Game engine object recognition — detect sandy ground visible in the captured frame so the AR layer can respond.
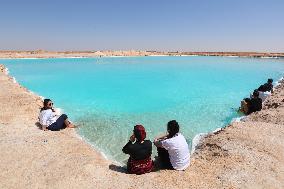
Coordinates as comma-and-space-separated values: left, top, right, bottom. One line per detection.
1, 64, 284, 189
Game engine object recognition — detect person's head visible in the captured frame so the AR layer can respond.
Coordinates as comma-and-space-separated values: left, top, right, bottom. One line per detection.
42, 99, 53, 110
268, 78, 273, 84
167, 120, 179, 138
253, 90, 259, 98
133, 125, 146, 142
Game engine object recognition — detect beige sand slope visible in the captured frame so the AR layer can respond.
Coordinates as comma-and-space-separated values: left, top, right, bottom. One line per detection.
0, 64, 284, 189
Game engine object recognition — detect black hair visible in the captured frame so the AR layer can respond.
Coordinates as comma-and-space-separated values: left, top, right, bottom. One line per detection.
253, 90, 259, 98
167, 120, 179, 138
40, 99, 52, 111
244, 98, 251, 103
268, 78, 273, 83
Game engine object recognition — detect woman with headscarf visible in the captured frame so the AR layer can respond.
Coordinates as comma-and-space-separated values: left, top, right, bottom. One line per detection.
122, 125, 153, 174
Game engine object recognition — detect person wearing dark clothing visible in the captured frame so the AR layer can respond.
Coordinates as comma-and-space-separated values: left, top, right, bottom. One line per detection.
247, 90, 262, 114
157, 147, 173, 169
240, 90, 262, 115
122, 125, 153, 174
123, 139, 152, 161
248, 97, 262, 114
258, 78, 273, 93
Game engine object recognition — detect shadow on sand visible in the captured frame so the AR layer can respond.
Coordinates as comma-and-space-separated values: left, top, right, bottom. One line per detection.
35, 121, 42, 130
108, 164, 127, 174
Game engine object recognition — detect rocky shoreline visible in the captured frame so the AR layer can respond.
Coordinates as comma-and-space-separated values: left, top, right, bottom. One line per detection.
0, 64, 284, 188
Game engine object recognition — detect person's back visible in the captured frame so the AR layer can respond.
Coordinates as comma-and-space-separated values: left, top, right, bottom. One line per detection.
160, 133, 190, 170
249, 97, 262, 114
258, 79, 273, 92
247, 90, 262, 114
122, 125, 153, 174
262, 83, 273, 92
123, 140, 152, 160
257, 84, 266, 92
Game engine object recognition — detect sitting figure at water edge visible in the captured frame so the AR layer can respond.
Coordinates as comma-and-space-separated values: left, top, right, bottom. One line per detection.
122, 125, 154, 175
154, 120, 190, 170
240, 90, 262, 115
257, 78, 273, 102
39, 99, 76, 131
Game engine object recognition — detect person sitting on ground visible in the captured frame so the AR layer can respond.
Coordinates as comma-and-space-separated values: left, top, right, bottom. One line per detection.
122, 125, 153, 175
240, 97, 250, 115
258, 78, 274, 93
257, 78, 274, 102
240, 90, 262, 115
248, 90, 262, 114
39, 99, 75, 131
154, 120, 190, 171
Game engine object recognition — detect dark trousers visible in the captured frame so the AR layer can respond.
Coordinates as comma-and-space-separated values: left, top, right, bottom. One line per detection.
48, 114, 68, 131
157, 147, 173, 169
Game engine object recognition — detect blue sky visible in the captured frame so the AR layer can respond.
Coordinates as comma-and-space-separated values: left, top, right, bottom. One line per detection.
0, 0, 284, 52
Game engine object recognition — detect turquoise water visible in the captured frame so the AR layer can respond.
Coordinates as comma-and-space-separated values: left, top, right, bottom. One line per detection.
1, 56, 284, 163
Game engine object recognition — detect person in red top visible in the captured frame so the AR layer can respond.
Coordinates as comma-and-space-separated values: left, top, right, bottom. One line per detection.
122, 125, 153, 174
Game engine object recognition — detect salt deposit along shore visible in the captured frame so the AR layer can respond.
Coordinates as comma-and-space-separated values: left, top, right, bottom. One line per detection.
1, 64, 284, 189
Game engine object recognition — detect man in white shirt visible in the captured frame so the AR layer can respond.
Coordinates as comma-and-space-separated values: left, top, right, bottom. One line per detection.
154, 120, 190, 170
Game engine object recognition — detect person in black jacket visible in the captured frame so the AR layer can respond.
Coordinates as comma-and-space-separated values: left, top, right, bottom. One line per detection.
122, 125, 153, 174
247, 90, 262, 114
258, 78, 274, 93
240, 90, 262, 115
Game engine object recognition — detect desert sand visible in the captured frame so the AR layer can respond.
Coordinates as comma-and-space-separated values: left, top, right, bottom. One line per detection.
1, 63, 284, 189
0, 50, 283, 59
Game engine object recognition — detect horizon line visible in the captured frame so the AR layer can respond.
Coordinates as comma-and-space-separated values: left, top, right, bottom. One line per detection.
1, 50, 284, 54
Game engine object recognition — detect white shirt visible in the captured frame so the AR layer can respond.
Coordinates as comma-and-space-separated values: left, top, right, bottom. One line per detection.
161, 133, 190, 170
39, 109, 57, 126
258, 91, 271, 102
